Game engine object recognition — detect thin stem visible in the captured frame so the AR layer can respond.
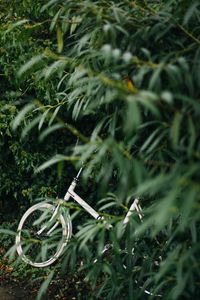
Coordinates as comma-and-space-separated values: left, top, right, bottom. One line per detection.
176, 23, 200, 46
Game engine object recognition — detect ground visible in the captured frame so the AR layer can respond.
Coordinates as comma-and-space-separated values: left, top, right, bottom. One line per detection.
0, 247, 91, 300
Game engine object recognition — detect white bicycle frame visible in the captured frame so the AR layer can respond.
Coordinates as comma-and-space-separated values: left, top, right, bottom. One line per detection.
17, 166, 160, 296
36, 166, 142, 237
63, 176, 156, 298
63, 167, 143, 224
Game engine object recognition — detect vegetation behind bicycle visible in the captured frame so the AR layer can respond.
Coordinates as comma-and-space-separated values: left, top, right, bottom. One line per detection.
1, 0, 200, 299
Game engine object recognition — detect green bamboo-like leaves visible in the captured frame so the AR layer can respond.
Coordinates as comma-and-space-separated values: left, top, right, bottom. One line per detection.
2, 0, 200, 299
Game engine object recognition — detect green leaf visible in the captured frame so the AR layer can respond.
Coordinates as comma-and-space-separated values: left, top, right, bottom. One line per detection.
21, 115, 41, 139
187, 116, 196, 157
18, 55, 45, 77
70, 16, 82, 35
134, 91, 159, 116
56, 26, 63, 53
149, 67, 162, 91
5, 19, 29, 34
124, 97, 141, 134
36, 271, 54, 300
39, 123, 63, 141
170, 112, 182, 148
183, 2, 199, 25
41, 243, 48, 262
0, 229, 16, 236
135, 173, 168, 196
146, 130, 167, 154
48, 106, 61, 126
35, 154, 77, 173
180, 189, 196, 228
40, 0, 58, 12
12, 103, 35, 130
153, 188, 179, 231
44, 60, 66, 80
140, 127, 161, 152
50, 8, 62, 32
38, 109, 50, 131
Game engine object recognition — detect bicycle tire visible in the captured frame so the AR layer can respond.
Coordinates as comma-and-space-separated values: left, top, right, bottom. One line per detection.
15, 202, 72, 268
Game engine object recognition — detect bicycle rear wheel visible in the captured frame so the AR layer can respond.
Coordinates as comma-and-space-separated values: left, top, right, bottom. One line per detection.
15, 202, 72, 267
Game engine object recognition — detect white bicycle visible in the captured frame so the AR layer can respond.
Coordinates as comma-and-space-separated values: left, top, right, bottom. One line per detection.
15, 166, 143, 268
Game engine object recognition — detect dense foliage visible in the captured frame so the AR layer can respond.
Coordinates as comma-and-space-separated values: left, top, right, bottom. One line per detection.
0, 0, 80, 220
1, 0, 200, 299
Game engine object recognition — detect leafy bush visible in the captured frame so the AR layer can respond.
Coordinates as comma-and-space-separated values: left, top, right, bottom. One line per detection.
0, 1, 79, 219
1, 0, 200, 299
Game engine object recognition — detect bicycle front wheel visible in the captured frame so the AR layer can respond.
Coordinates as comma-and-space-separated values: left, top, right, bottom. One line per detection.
15, 202, 72, 268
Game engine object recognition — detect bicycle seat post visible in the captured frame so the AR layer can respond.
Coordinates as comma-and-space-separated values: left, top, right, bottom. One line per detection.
64, 168, 82, 201
75, 166, 83, 180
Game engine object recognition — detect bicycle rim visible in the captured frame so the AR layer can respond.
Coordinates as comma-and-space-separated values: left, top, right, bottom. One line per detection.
16, 202, 72, 267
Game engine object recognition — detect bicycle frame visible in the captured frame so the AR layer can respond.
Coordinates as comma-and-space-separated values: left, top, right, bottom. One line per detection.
16, 167, 161, 296
36, 167, 142, 238
63, 167, 143, 223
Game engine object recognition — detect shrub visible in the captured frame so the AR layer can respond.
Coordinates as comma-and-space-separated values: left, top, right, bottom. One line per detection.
1, 0, 200, 299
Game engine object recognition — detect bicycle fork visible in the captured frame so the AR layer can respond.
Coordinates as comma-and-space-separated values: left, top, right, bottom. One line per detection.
123, 198, 143, 225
